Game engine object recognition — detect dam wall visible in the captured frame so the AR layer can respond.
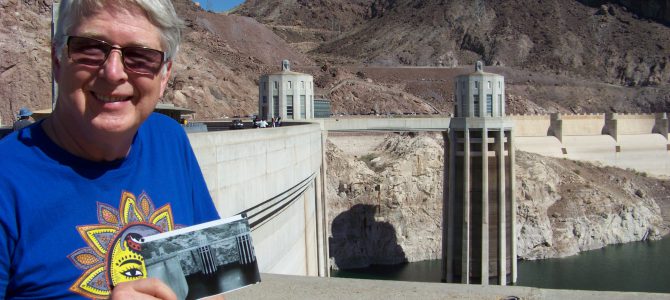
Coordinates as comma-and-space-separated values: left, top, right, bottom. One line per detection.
613, 113, 658, 135
510, 113, 670, 177
323, 117, 451, 131
510, 113, 670, 140
507, 115, 551, 137
188, 123, 328, 277
181, 112, 669, 279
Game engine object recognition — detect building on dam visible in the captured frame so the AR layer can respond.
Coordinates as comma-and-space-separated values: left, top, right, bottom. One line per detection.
443, 61, 516, 285
258, 60, 315, 121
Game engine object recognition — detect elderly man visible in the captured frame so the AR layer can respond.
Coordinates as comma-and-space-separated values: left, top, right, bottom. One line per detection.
0, 0, 219, 299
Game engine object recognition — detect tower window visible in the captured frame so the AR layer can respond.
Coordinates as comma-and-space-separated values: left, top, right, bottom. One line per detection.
486, 94, 493, 116
273, 96, 279, 117
473, 95, 480, 117
287, 95, 294, 118
300, 95, 306, 119
462, 94, 468, 117
499, 94, 503, 116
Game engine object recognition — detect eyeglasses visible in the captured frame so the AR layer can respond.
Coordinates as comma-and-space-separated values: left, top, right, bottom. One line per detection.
66, 36, 166, 75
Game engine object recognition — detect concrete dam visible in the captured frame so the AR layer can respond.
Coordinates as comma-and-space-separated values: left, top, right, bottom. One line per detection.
189, 112, 670, 281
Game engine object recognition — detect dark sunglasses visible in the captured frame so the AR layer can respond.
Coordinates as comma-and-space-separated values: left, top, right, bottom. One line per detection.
66, 35, 166, 75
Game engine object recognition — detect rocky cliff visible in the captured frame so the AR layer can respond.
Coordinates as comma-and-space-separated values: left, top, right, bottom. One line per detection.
238, 0, 670, 88
515, 151, 669, 259
326, 133, 670, 269
327, 133, 445, 269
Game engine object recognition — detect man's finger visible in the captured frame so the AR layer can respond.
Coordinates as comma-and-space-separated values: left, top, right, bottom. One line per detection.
111, 278, 177, 300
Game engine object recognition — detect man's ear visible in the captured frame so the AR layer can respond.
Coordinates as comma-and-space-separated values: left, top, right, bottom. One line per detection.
52, 44, 61, 83
159, 61, 172, 98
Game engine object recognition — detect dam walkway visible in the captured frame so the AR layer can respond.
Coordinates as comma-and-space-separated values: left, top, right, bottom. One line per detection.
227, 273, 670, 300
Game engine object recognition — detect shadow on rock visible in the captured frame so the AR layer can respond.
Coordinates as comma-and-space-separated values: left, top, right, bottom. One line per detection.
329, 204, 407, 270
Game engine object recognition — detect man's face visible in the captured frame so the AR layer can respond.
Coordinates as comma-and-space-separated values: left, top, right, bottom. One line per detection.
54, 6, 171, 136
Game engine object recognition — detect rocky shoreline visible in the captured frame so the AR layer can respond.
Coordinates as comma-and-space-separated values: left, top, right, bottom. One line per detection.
326, 132, 670, 269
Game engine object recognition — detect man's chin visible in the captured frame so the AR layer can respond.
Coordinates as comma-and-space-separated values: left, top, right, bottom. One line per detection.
90, 118, 138, 136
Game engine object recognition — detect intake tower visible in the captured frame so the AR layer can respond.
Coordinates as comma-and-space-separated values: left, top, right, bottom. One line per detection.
443, 61, 516, 285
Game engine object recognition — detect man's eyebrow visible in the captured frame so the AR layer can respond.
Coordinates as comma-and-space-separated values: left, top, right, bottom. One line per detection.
74, 33, 159, 49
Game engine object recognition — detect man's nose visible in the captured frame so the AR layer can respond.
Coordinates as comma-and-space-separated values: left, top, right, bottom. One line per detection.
101, 49, 128, 81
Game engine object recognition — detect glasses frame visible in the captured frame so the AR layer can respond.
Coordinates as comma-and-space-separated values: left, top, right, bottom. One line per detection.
66, 35, 167, 75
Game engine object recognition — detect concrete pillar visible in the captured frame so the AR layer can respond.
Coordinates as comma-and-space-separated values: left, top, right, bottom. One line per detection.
497, 129, 507, 285
481, 128, 489, 285
509, 131, 517, 283
606, 113, 620, 152
654, 113, 670, 150
443, 130, 455, 282
462, 128, 471, 283
317, 130, 330, 277
304, 191, 313, 275
550, 113, 563, 142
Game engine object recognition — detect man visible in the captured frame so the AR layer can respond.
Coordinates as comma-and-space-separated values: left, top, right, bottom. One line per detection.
12, 107, 33, 131
0, 0, 219, 299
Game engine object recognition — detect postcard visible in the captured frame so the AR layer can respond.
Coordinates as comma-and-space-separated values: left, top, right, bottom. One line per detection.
139, 214, 261, 299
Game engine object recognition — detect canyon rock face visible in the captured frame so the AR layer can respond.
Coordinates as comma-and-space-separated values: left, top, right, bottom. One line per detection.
326, 133, 670, 269
5, 0, 670, 124
515, 151, 669, 259
327, 133, 445, 269
240, 0, 670, 88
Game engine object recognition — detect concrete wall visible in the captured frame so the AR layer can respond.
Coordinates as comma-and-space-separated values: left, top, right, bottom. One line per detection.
510, 113, 670, 140
322, 114, 667, 138
508, 113, 670, 177
508, 115, 551, 137
559, 114, 606, 136
322, 117, 451, 131
614, 114, 657, 135
188, 124, 327, 276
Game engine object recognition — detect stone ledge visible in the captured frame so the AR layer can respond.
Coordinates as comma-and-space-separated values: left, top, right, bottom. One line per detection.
225, 273, 669, 300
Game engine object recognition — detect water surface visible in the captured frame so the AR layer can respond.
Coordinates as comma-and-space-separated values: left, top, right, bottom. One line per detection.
332, 238, 670, 293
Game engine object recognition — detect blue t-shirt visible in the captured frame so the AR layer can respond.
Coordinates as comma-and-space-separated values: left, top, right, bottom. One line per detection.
0, 113, 219, 299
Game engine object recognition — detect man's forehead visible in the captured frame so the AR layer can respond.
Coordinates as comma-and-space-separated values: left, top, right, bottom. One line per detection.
69, 7, 162, 49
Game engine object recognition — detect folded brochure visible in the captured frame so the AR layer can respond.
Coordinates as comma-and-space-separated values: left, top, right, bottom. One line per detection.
139, 214, 261, 299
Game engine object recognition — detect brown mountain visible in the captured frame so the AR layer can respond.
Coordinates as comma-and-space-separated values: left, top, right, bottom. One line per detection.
236, 0, 670, 114
2, 0, 670, 123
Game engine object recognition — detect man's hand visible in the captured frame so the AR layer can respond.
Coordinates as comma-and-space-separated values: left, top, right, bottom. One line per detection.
110, 278, 177, 300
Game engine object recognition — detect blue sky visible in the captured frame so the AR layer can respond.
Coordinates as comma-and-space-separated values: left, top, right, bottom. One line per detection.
196, 0, 245, 12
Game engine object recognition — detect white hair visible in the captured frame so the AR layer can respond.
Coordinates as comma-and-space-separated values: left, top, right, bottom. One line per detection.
53, 0, 184, 63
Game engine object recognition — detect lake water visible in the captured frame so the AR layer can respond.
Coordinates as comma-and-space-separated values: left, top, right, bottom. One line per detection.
332, 238, 670, 293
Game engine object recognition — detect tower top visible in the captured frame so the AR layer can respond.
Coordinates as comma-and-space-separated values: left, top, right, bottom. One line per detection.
454, 61, 506, 118
282, 59, 290, 71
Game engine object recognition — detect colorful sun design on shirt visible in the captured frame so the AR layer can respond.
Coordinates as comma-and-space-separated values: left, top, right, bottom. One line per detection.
67, 191, 180, 299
